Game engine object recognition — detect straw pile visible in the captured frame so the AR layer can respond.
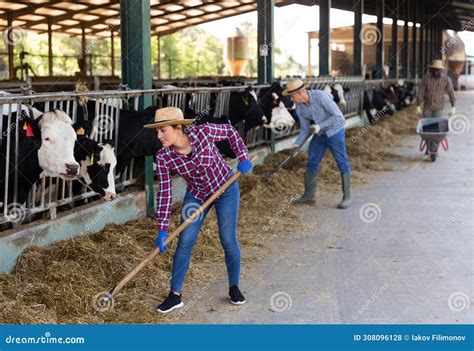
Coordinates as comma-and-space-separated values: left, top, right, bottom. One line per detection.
0, 106, 417, 324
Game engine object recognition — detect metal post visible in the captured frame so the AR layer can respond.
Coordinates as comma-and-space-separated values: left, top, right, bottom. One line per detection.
427, 22, 432, 64
48, 17, 53, 76
411, 0, 417, 78
157, 35, 161, 79
81, 24, 86, 59
120, 0, 154, 217
418, 10, 424, 76
353, 0, 363, 76
374, 0, 384, 79
111, 30, 115, 76
402, 1, 409, 78
257, 0, 266, 83
6, 12, 14, 79
265, 0, 274, 83
390, 0, 398, 79
423, 16, 429, 70
319, 0, 331, 76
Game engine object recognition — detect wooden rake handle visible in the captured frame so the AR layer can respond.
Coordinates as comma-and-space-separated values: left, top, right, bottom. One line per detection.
108, 155, 258, 298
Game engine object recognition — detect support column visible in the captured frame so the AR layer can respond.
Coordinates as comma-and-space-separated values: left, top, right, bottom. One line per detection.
402, 1, 409, 78
319, 0, 331, 76
266, 0, 274, 82
424, 18, 430, 69
81, 25, 86, 58
374, 0, 384, 79
111, 30, 115, 76
120, 0, 153, 217
427, 22, 432, 64
257, 0, 274, 84
48, 17, 53, 76
418, 9, 424, 76
390, 0, 398, 79
411, 0, 417, 78
6, 12, 14, 79
353, 0, 363, 76
157, 35, 161, 79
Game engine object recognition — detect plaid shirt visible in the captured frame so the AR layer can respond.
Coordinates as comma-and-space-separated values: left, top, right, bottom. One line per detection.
418, 73, 455, 111
295, 89, 345, 145
155, 123, 249, 231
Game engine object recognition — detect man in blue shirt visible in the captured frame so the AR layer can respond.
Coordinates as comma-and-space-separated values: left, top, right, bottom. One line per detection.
283, 79, 351, 208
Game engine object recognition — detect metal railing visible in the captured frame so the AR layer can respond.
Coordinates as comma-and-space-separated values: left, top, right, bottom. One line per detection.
0, 76, 414, 228
0, 85, 264, 227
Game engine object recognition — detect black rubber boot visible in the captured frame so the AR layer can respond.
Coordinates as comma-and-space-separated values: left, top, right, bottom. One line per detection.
293, 171, 317, 205
337, 173, 351, 209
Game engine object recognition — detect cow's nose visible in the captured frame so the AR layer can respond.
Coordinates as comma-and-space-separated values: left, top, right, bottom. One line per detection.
104, 192, 116, 201
66, 163, 79, 175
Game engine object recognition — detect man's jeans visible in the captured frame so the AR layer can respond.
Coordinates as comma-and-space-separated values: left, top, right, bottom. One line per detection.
306, 128, 351, 174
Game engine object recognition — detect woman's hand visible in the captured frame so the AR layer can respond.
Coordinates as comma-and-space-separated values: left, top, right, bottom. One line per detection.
155, 229, 170, 254
237, 159, 252, 175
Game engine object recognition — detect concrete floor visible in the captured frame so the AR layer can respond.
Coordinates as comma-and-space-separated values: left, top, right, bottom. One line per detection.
168, 92, 474, 324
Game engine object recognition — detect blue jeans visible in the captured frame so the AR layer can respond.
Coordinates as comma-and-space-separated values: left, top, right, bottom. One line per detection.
422, 108, 443, 118
170, 180, 241, 292
307, 128, 351, 174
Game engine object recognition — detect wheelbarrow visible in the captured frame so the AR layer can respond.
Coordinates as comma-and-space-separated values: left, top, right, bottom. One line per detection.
416, 117, 449, 162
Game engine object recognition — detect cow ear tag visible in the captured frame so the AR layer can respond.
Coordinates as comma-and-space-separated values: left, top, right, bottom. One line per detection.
23, 122, 35, 137
90, 153, 94, 166
77, 127, 85, 136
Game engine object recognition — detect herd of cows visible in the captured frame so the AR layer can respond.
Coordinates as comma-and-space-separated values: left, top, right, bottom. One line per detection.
0, 79, 416, 224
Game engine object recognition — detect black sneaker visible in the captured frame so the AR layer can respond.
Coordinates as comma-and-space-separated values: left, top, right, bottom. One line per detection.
156, 292, 184, 314
229, 285, 246, 305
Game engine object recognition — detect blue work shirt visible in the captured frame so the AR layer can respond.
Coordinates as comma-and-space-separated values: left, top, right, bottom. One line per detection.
294, 89, 345, 146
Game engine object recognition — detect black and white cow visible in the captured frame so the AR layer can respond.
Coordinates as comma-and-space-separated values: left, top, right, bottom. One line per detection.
258, 82, 297, 132
391, 80, 416, 109
362, 87, 395, 125
227, 86, 266, 133
322, 83, 348, 109
72, 121, 117, 201
0, 109, 79, 207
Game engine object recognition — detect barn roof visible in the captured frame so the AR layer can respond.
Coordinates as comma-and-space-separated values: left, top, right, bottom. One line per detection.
0, 0, 472, 38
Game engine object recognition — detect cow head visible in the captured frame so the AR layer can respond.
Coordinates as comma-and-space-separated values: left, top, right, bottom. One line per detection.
258, 82, 295, 124
323, 84, 348, 108
229, 87, 266, 130
262, 94, 296, 134
36, 110, 79, 179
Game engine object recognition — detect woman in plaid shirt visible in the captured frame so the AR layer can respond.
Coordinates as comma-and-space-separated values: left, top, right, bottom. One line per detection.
144, 107, 252, 313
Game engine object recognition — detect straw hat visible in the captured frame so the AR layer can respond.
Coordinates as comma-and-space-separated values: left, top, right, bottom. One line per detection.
282, 79, 307, 96
429, 59, 444, 70
144, 107, 194, 129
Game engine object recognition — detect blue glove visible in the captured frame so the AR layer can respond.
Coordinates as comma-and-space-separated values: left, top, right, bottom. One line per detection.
237, 159, 252, 175
155, 229, 170, 254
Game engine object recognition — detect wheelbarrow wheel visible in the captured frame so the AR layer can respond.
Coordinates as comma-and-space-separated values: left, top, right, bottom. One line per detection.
430, 154, 437, 162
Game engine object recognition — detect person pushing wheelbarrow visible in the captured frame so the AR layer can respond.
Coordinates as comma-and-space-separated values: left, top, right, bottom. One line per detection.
144, 107, 252, 314
417, 59, 456, 120
282, 79, 352, 209
416, 60, 455, 162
